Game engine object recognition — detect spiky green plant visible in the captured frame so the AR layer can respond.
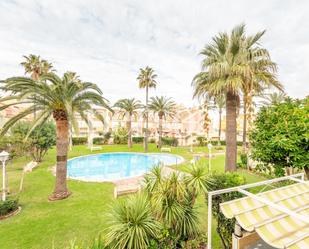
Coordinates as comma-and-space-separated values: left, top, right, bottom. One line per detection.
104, 194, 161, 249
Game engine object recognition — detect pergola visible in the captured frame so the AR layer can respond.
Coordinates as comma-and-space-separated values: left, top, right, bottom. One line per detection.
207, 173, 309, 249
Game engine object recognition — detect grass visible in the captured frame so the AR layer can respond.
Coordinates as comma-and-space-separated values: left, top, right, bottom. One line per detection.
0, 144, 266, 249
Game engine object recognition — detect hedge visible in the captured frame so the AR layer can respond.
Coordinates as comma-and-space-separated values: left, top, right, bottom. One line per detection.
162, 137, 178, 147
132, 137, 144, 143
196, 136, 243, 146
72, 137, 87, 145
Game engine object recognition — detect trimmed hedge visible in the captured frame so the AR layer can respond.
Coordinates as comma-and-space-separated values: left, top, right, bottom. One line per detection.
162, 137, 178, 147
196, 136, 243, 146
72, 137, 87, 145
93, 137, 104, 145
0, 198, 19, 216
132, 137, 144, 143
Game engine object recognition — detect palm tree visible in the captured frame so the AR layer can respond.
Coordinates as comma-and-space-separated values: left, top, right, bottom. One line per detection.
114, 98, 142, 148
0, 72, 111, 200
20, 54, 54, 80
213, 95, 225, 144
261, 92, 287, 106
148, 96, 176, 149
104, 194, 161, 249
192, 24, 281, 171
137, 67, 157, 152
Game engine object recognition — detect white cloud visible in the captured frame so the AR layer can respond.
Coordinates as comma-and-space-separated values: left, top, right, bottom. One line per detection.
0, 0, 308, 106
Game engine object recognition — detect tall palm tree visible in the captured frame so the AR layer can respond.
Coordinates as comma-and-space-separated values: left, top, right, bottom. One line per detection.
261, 91, 287, 106
114, 98, 143, 148
137, 67, 157, 152
148, 96, 176, 149
0, 72, 111, 200
20, 54, 54, 80
192, 24, 281, 171
214, 95, 225, 144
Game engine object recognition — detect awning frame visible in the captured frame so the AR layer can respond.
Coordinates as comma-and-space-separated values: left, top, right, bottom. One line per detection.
207, 172, 306, 249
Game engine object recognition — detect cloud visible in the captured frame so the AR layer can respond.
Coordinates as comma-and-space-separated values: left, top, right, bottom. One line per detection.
0, 0, 308, 105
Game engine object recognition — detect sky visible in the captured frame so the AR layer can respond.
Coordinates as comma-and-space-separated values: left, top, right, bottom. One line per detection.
0, 0, 308, 107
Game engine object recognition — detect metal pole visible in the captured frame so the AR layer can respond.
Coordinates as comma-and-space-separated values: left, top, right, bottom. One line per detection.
207, 193, 212, 249
2, 161, 6, 201
209, 147, 211, 172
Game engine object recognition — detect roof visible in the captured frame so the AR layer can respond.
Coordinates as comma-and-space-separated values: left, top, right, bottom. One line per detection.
220, 182, 309, 249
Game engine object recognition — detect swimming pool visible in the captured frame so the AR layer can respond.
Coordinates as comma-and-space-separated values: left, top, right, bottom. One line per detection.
67, 152, 184, 182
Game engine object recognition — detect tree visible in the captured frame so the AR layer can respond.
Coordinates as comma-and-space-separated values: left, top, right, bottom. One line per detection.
261, 91, 287, 106
192, 24, 281, 171
105, 194, 161, 249
250, 97, 309, 178
148, 96, 176, 148
214, 95, 225, 144
20, 54, 54, 80
11, 121, 56, 162
114, 98, 142, 148
137, 66, 157, 152
0, 72, 111, 200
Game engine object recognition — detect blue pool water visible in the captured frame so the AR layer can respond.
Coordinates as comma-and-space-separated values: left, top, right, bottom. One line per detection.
67, 153, 184, 181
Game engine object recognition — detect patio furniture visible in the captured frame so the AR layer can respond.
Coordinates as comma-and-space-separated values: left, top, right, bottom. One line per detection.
90, 146, 102, 152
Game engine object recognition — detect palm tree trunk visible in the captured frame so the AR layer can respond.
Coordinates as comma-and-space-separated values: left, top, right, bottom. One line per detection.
218, 108, 222, 145
225, 91, 237, 172
49, 110, 70, 201
145, 85, 149, 152
127, 114, 132, 148
305, 166, 309, 180
158, 115, 163, 148
242, 100, 247, 153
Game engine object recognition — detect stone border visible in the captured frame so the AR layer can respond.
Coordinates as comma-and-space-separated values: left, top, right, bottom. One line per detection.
0, 206, 21, 220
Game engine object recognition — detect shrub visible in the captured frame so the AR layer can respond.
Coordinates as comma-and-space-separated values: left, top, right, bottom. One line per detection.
207, 173, 245, 249
196, 136, 207, 146
9, 121, 56, 162
238, 153, 248, 168
250, 97, 309, 178
149, 138, 156, 144
161, 137, 178, 147
103, 132, 112, 143
113, 127, 128, 144
132, 136, 144, 143
72, 137, 87, 145
93, 137, 104, 145
0, 197, 19, 216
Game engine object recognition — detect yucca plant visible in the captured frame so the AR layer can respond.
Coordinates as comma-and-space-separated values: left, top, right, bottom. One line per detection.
104, 194, 161, 249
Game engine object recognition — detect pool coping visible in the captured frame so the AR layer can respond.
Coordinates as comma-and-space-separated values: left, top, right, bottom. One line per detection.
66, 152, 185, 183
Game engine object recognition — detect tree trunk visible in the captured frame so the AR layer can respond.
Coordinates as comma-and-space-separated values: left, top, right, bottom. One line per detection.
305, 166, 309, 180
225, 91, 238, 172
158, 115, 163, 148
242, 100, 247, 153
218, 108, 222, 145
49, 110, 71, 201
127, 114, 132, 148
144, 85, 149, 152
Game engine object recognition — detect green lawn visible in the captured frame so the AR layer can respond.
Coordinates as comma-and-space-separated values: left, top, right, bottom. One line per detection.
0, 144, 265, 249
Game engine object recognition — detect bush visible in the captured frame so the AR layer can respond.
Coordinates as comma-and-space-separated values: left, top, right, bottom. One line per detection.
149, 138, 156, 144
9, 121, 56, 162
238, 153, 248, 168
103, 132, 112, 143
250, 97, 309, 177
0, 197, 19, 216
207, 173, 245, 249
93, 137, 104, 145
72, 137, 87, 145
113, 127, 128, 144
132, 136, 144, 143
161, 137, 178, 147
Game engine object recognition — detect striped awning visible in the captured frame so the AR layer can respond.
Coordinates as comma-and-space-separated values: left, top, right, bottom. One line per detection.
220, 182, 309, 249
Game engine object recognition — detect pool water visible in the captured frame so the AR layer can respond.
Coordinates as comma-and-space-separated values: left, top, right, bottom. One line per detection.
67, 153, 184, 181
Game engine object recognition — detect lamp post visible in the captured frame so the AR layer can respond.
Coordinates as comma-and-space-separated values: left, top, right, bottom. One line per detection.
0, 151, 9, 201
207, 143, 212, 172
